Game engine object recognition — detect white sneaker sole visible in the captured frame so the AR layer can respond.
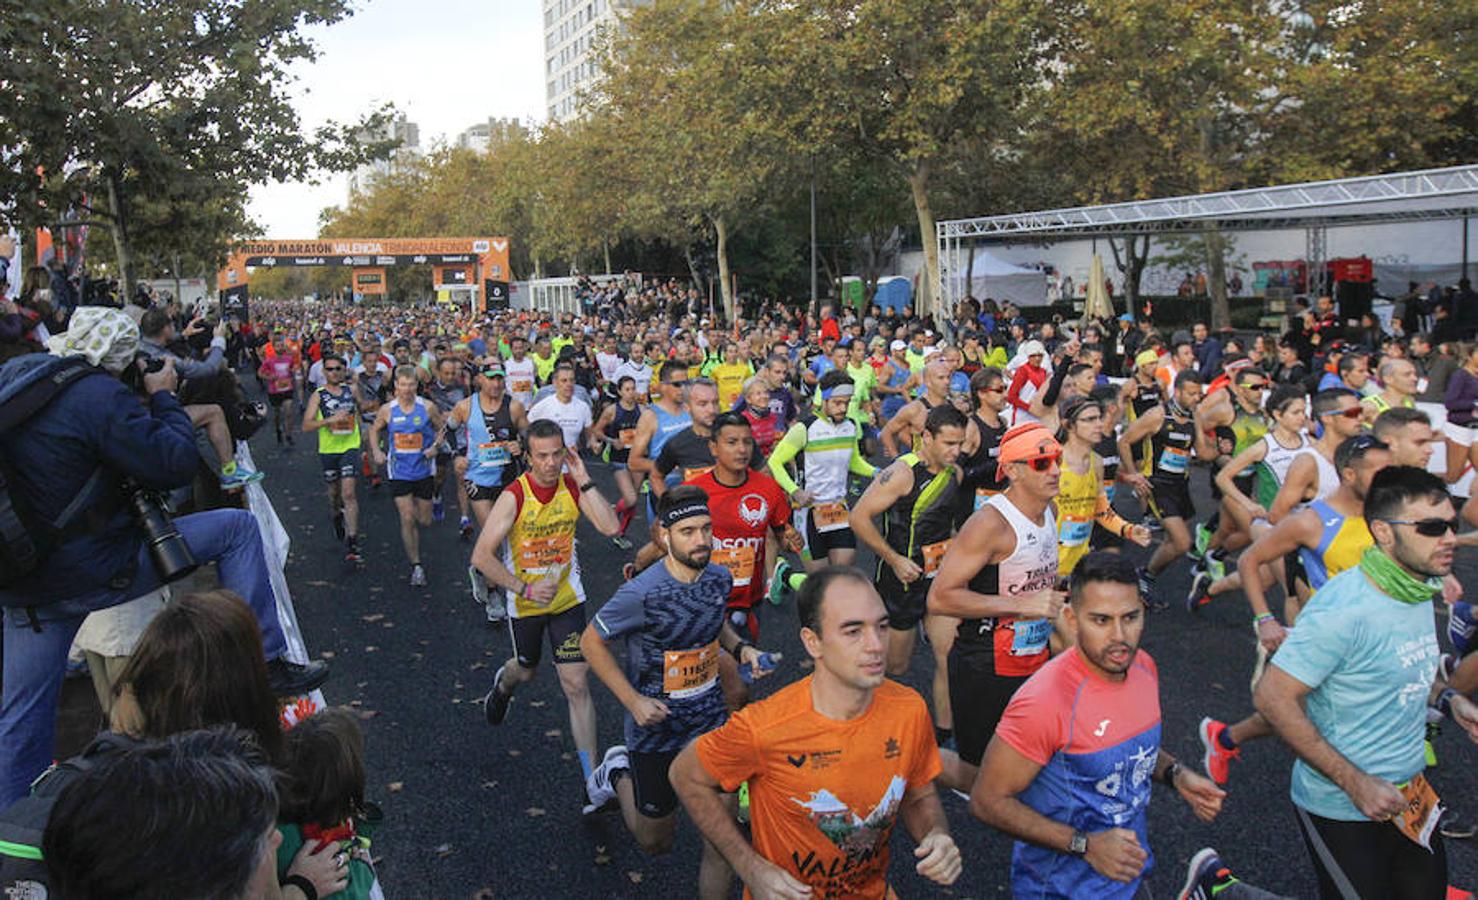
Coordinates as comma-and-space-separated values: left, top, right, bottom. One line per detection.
1178, 847, 1220, 900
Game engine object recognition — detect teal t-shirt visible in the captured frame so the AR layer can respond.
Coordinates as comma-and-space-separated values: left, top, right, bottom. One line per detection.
1271, 566, 1439, 821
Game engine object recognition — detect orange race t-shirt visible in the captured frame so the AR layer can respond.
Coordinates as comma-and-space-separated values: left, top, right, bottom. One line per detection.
695, 677, 940, 899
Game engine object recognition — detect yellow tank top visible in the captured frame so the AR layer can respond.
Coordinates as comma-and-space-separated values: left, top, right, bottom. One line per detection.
1056, 453, 1101, 575
502, 473, 583, 618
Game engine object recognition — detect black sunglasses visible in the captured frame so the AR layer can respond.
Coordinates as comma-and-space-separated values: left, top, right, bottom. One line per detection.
323, 366, 344, 372
1383, 517, 1460, 537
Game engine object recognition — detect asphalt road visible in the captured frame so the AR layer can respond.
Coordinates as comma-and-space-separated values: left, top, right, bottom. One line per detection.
252, 422, 1477, 899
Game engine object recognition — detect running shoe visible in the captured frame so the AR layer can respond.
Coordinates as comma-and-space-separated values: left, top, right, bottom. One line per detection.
1441, 652, 1458, 682
482, 665, 512, 725
468, 564, 489, 608
459, 516, 474, 541
768, 558, 794, 606
1439, 809, 1476, 840
1449, 600, 1474, 657
1137, 567, 1160, 608
344, 538, 362, 565
1198, 717, 1240, 785
432, 497, 445, 523
409, 564, 427, 587
219, 467, 265, 489
1191, 523, 1212, 561
1178, 847, 1240, 900
611, 534, 633, 550
584, 744, 629, 813
265, 658, 331, 696
1185, 569, 1213, 613
332, 510, 346, 542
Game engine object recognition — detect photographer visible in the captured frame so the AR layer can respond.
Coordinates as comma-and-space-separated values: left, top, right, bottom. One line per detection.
0, 307, 327, 807
137, 307, 262, 488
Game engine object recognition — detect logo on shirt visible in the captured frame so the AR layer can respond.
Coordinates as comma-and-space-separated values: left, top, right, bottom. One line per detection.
884, 738, 901, 759
787, 753, 807, 768
791, 776, 906, 858
1093, 719, 1110, 737
737, 493, 770, 528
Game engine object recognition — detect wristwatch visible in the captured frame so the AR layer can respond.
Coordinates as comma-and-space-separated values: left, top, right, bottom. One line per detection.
579, 480, 597, 493
1068, 829, 1088, 856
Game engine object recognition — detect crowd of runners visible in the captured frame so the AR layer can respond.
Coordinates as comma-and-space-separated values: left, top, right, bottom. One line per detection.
4, 272, 1478, 898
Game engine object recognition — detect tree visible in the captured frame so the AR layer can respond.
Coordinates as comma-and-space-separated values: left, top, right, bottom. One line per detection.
0, 0, 393, 301
746, 0, 1057, 321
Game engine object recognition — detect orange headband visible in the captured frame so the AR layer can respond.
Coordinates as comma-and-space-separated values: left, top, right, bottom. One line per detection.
997, 423, 1062, 479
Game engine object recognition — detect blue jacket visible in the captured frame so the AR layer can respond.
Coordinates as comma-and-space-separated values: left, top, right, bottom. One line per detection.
0, 354, 200, 608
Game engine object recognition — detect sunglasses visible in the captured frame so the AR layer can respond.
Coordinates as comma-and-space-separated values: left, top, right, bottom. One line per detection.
323, 366, 344, 372
983, 385, 1007, 394
1322, 406, 1363, 420
667, 379, 690, 388
1020, 452, 1062, 472
1383, 517, 1459, 537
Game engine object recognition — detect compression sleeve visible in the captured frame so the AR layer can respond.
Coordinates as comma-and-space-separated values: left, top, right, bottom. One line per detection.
848, 439, 876, 479
767, 423, 807, 495
1040, 359, 1071, 408
1093, 491, 1133, 537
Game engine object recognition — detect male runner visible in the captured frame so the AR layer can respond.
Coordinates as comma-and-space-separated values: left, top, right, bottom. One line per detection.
1256, 466, 1478, 899
928, 422, 1064, 796
670, 567, 963, 899
474, 419, 621, 810
579, 485, 778, 899
1116, 371, 1208, 604
851, 404, 966, 732
504, 335, 538, 409
626, 363, 692, 517
1361, 357, 1420, 422
528, 363, 594, 451
448, 360, 529, 622
354, 339, 390, 487
258, 330, 301, 447
300, 353, 364, 563
972, 552, 1231, 899
767, 370, 875, 578
1372, 406, 1438, 471
1191, 365, 1272, 579
1196, 435, 1391, 783
369, 366, 444, 586
427, 356, 472, 534
879, 357, 953, 458
956, 366, 1010, 518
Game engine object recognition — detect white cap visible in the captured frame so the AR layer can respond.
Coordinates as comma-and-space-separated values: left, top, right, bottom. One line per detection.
890, 339, 907, 351
1020, 339, 1047, 358
921, 345, 941, 358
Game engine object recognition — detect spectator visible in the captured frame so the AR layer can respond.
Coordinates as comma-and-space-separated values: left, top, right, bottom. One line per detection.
0, 309, 327, 807
1191, 321, 1223, 377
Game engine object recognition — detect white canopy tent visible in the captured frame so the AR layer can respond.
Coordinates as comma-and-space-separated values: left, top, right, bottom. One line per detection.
935, 165, 1478, 311
952, 249, 1048, 306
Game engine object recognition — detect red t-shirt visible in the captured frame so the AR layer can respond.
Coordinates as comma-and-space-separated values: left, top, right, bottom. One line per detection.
687, 468, 790, 609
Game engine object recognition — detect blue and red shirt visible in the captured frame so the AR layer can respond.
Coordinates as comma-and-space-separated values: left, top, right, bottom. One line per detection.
995, 647, 1162, 899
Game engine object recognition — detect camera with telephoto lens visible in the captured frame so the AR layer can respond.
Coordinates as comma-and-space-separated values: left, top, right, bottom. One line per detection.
119, 477, 198, 584
119, 352, 166, 395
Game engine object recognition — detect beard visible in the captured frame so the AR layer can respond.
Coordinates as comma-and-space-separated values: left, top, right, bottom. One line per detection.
673, 545, 712, 570
1393, 535, 1451, 579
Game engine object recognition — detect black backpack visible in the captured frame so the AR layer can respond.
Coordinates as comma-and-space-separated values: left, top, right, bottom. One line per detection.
0, 355, 101, 589
0, 733, 139, 896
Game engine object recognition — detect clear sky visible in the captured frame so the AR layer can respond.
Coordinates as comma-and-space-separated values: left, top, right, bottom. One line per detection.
245, 0, 546, 238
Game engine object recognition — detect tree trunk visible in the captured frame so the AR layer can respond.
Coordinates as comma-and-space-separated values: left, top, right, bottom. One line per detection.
906, 161, 939, 322
1110, 235, 1152, 320
1204, 227, 1230, 329
104, 173, 135, 305
602, 239, 612, 275
683, 244, 703, 289
712, 214, 734, 323
964, 240, 977, 301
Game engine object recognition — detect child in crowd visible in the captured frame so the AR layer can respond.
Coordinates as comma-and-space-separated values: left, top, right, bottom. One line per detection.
275, 708, 382, 900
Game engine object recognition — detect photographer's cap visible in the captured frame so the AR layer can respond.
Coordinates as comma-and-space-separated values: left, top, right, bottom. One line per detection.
47, 306, 140, 374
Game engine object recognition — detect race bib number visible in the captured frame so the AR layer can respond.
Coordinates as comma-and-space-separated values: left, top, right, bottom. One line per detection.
329, 421, 355, 435
922, 539, 951, 579
1010, 617, 1052, 656
476, 442, 511, 468
813, 500, 849, 533
517, 533, 573, 576
1395, 773, 1443, 849
683, 465, 714, 482
711, 544, 756, 587
1417, 378, 1429, 394
1158, 445, 1189, 474
393, 432, 424, 453
272, 376, 292, 393
1060, 515, 1092, 547
618, 427, 637, 449
511, 378, 534, 395
663, 641, 720, 699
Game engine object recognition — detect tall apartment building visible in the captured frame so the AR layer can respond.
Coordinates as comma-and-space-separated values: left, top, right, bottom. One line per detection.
347, 112, 422, 202
543, 0, 651, 123
456, 117, 528, 154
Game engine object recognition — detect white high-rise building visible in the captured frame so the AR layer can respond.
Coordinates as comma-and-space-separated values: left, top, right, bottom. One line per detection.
456, 117, 528, 154
543, 0, 651, 124
347, 113, 421, 202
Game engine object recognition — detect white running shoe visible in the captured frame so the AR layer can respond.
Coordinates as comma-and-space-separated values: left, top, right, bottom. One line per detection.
584, 744, 629, 813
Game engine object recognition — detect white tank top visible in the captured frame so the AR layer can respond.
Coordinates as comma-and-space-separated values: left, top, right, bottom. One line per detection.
976, 493, 1058, 600
504, 357, 537, 408
1261, 432, 1310, 487
1299, 444, 1340, 503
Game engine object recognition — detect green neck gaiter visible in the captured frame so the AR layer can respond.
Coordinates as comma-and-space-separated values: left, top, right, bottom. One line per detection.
1358, 546, 1440, 605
